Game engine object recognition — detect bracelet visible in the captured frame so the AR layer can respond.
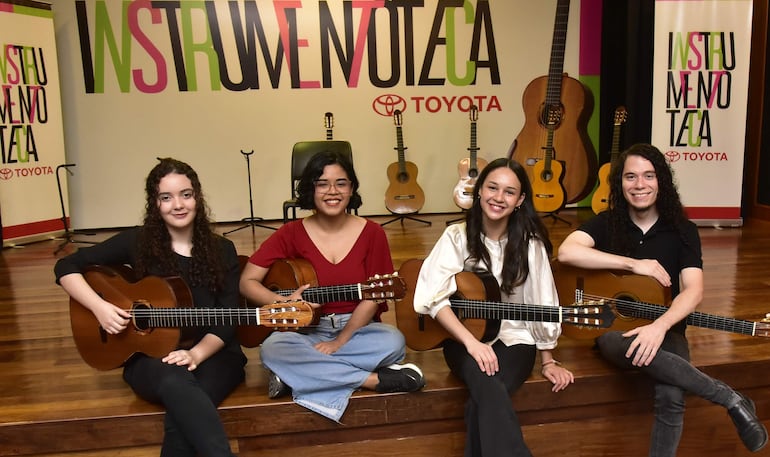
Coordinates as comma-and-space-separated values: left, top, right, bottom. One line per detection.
541, 359, 561, 368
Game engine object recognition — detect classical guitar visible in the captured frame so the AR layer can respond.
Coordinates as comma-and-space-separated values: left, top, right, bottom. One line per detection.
453, 105, 488, 210
70, 265, 314, 370
509, 0, 597, 204
238, 258, 407, 347
530, 109, 566, 213
396, 259, 614, 351
551, 261, 770, 340
385, 110, 426, 214
591, 106, 628, 214
324, 112, 334, 140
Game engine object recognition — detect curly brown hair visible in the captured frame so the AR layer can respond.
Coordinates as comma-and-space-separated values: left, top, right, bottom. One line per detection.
607, 144, 689, 254
134, 158, 225, 291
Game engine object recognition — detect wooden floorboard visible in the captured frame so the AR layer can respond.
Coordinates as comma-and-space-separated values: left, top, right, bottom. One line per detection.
1, 210, 770, 456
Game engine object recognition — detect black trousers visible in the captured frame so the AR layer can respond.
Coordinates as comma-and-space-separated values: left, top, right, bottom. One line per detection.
443, 339, 537, 457
123, 350, 246, 457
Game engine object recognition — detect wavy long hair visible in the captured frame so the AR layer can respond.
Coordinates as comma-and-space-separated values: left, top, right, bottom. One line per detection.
296, 150, 362, 210
465, 158, 553, 294
607, 143, 688, 254
135, 158, 225, 290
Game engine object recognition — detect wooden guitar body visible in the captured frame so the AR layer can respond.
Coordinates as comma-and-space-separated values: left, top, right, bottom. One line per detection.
395, 258, 499, 351
531, 154, 566, 213
590, 162, 611, 213
385, 160, 426, 214
512, 74, 597, 204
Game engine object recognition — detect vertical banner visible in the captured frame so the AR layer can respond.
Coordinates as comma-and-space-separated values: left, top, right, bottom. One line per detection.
651, 0, 752, 226
0, 1, 68, 246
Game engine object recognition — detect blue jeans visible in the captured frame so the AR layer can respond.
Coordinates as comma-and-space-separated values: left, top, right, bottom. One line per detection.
596, 331, 739, 457
260, 313, 407, 422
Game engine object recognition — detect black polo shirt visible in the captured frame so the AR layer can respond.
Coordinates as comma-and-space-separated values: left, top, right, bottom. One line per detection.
578, 211, 703, 334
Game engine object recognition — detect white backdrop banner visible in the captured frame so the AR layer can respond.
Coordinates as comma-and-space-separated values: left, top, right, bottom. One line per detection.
0, 1, 69, 246
651, 0, 752, 226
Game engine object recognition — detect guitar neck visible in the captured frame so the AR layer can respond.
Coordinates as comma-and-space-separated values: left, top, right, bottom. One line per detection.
610, 126, 621, 163
469, 121, 479, 168
395, 126, 407, 173
614, 300, 758, 336
449, 298, 563, 323
545, 0, 571, 106
276, 284, 361, 303
133, 307, 264, 327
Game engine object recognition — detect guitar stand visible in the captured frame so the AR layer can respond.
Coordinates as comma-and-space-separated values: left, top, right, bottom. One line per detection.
540, 210, 572, 226
54, 164, 97, 255
381, 213, 432, 227
224, 150, 277, 237
446, 210, 467, 226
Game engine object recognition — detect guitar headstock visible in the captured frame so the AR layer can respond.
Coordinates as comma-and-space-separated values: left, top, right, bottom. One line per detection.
614, 106, 628, 126
469, 104, 478, 122
260, 300, 315, 329
324, 112, 334, 129
362, 273, 406, 300
562, 299, 616, 328
754, 313, 770, 338
393, 109, 403, 127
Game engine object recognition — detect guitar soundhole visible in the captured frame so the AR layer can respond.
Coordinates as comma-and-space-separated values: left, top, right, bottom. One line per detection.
613, 294, 638, 320
541, 170, 553, 182
397, 172, 410, 183
132, 301, 152, 332
469, 169, 478, 178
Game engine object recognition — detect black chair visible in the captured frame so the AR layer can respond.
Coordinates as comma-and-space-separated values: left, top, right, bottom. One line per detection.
282, 140, 356, 223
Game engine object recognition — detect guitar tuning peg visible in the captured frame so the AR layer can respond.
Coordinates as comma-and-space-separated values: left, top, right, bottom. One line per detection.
373, 274, 381, 279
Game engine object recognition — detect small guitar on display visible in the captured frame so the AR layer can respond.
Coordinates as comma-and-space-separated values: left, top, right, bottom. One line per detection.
396, 259, 614, 351
70, 265, 314, 370
591, 106, 628, 214
551, 261, 770, 340
324, 112, 334, 140
385, 110, 426, 215
453, 105, 488, 210
238, 258, 407, 347
530, 108, 566, 213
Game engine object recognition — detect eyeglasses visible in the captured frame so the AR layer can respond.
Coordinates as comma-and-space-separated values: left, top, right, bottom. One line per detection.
314, 178, 352, 193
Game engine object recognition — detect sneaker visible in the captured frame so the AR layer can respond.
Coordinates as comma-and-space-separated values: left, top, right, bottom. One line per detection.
375, 363, 426, 393
267, 370, 291, 399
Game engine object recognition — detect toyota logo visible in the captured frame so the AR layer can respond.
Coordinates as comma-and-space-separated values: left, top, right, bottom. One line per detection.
665, 150, 681, 163
372, 94, 407, 117
0, 168, 12, 180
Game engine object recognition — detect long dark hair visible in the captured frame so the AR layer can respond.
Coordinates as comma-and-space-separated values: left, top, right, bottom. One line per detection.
135, 158, 225, 290
296, 150, 362, 210
465, 158, 552, 294
607, 143, 688, 254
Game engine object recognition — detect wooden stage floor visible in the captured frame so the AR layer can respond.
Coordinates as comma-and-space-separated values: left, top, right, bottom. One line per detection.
1, 209, 770, 456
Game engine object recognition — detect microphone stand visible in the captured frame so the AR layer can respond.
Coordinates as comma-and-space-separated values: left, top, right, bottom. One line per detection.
54, 164, 96, 255
224, 150, 276, 237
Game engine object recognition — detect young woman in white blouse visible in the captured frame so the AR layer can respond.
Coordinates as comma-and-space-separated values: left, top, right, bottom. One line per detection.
413, 158, 574, 457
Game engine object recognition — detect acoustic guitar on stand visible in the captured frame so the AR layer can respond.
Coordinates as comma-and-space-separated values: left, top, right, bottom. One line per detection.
530, 109, 566, 213
237, 258, 406, 347
508, 0, 597, 204
324, 112, 334, 140
70, 265, 314, 370
591, 106, 627, 214
385, 110, 426, 214
453, 105, 488, 210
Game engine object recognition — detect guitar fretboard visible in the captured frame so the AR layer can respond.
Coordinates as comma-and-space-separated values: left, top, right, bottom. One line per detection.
276, 285, 362, 304
131, 306, 305, 327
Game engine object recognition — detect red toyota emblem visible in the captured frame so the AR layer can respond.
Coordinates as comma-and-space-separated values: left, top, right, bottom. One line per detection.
665, 150, 680, 163
372, 94, 407, 117
0, 168, 13, 180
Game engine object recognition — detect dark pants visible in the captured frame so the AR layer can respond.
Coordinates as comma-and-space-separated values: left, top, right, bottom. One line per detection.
597, 330, 738, 457
443, 339, 537, 457
123, 350, 246, 457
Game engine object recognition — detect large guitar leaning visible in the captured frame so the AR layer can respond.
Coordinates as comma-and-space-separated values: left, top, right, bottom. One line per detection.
591, 106, 628, 214
70, 265, 314, 370
385, 110, 426, 214
238, 258, 407, 347
396, 259, 614, 351
453, 105, 488, 210
509, 0, 597, 204
552, 261, 770, 340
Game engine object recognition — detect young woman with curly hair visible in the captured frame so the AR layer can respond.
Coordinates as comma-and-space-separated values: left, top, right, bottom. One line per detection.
55, 158, 246, 457
558, 143, 767, 455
